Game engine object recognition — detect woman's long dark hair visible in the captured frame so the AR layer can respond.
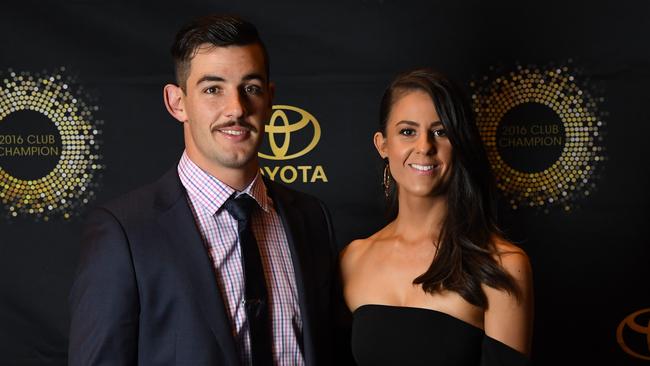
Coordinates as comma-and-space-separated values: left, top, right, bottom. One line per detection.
379, 68, 520, 308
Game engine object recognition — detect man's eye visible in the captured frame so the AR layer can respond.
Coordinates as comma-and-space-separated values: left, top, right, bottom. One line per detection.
244, 85, 262, 95
433, 129, 447, 137
204, 86, 220, 94
399, 129, 416, 136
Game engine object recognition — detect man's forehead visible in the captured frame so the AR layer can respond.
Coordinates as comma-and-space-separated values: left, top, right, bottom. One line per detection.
187, 44, 267, 82
191, 42, 263, 59
192, 43, 221, 56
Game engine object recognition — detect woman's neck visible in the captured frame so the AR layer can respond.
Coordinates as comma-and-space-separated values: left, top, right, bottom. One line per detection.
392, 193, 447, 243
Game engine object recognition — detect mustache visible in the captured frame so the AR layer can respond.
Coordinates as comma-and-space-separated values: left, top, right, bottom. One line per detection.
211, 120, 259, 133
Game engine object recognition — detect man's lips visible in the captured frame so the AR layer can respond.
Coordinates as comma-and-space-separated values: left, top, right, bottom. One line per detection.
214, 125, 252, 141
212, 121, 258, 141
218, 128, 248, 136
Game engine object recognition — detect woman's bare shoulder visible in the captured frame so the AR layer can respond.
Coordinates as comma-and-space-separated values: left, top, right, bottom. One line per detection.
492, 237, 532, 282
340, 225, 391, 272
483, 237, 534, 355
340, 232, 377, 262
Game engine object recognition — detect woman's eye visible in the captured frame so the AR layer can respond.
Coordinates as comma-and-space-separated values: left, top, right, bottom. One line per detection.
399, 129, 416, 136
433, 129, 447, 137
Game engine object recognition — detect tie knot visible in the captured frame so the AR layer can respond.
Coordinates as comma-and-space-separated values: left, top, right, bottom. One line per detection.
223, 194, 257, 224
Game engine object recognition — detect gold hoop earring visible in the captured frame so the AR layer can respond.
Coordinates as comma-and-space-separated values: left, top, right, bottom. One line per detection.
383, 162, 392, 200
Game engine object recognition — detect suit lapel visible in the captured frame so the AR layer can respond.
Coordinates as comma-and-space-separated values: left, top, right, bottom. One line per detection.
154, 168, 241, 366
265, 179, 318, 365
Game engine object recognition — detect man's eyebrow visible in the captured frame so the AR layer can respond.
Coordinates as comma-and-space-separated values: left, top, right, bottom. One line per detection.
195, 73, 267, 86
195, 75, 225, 85
242, 73, 267, 83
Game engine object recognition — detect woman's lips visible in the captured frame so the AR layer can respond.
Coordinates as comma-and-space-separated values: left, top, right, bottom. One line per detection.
408, 163, 440, 175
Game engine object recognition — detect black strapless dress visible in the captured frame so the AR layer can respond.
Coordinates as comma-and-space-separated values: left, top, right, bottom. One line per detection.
351, 304, 531, 366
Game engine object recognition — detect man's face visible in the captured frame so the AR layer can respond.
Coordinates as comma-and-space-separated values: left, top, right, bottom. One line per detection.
179, 43, 272, 177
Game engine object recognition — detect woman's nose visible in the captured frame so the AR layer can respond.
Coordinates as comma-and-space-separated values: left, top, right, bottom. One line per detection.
415, 131, 437, 155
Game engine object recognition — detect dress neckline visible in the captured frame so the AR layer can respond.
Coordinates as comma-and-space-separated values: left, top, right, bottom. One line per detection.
353, 303, 484, 333
352, 303, 530, 361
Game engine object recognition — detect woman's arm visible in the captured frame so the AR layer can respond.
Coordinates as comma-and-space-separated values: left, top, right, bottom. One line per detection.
483, 246, 534, 355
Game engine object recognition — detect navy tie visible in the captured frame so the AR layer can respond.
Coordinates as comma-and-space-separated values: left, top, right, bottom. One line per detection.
223, 194, 273, 365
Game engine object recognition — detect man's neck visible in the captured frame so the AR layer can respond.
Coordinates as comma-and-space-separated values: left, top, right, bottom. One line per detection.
184, 152, 259, 191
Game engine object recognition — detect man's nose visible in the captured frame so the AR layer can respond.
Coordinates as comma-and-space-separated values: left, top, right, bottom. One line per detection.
224, 91, 246, 119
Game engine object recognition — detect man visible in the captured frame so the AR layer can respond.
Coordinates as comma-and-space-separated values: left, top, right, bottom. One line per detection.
69, 15, 342, 365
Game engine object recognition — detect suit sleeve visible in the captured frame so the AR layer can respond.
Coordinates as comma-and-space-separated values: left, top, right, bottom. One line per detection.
318, 200, 355, 365
68, 207, 139, 366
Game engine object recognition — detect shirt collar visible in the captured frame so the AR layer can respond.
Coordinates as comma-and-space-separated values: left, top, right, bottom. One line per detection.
177, 151, 270, 215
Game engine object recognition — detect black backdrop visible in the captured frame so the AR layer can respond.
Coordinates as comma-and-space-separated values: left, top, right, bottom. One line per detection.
2, 1, 650, 365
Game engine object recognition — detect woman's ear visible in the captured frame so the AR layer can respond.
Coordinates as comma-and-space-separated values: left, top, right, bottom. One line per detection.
373, 131, 388, 159
163, 84, 188, 123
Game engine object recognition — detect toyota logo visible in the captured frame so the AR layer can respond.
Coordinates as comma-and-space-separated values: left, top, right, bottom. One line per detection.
258, 105, 321, 160
617, 308, 650, 360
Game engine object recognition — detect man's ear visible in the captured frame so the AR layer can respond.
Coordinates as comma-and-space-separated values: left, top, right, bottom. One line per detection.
163, 84, 187, 123
373, 131, 388, 159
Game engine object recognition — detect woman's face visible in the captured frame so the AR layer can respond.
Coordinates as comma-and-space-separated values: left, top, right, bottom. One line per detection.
374, 90, 453, 199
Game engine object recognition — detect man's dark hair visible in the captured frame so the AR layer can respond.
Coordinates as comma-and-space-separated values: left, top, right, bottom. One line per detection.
378, 68, 521, 309
170, 15, 270, 90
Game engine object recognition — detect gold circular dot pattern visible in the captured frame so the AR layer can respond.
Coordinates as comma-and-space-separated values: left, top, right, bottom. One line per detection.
471, 64, 606, 212
0, 68, 103, 221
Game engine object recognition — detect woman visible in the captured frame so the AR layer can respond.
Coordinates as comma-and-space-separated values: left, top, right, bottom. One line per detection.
340, 69, 533, 365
